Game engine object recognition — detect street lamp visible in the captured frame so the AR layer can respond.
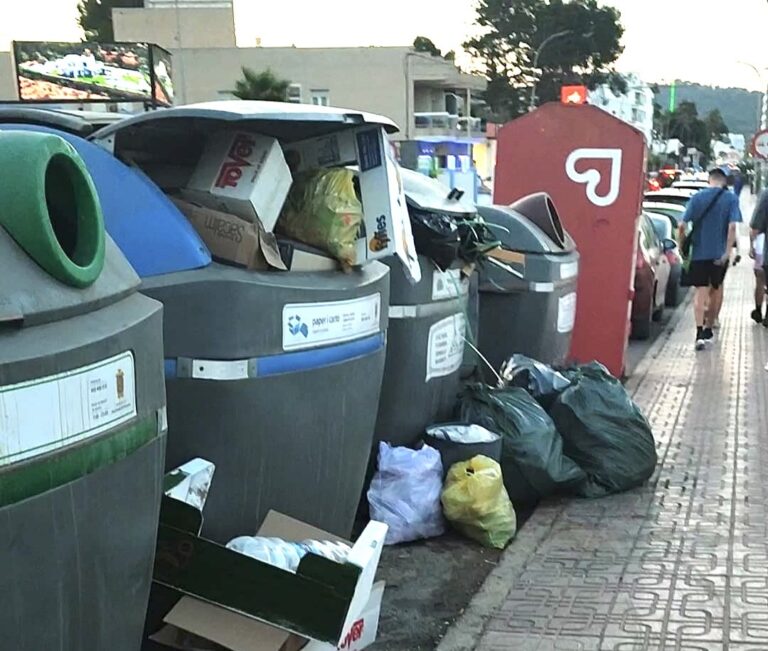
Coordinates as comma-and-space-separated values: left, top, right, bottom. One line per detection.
737, 61, 768, 192
528, 30, 591, 112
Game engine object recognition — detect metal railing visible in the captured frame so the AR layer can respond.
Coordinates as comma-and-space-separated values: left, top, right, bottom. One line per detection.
413, 112, 484, 136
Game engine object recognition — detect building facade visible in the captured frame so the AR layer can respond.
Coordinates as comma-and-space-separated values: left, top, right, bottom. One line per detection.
588, 73, 654, 143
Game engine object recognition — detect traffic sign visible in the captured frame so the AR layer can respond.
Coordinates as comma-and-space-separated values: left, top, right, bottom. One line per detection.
561, 85, 588, 105
752, 130, 768, 160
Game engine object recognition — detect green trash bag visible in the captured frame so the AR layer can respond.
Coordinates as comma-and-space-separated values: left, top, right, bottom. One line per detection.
549, 362, 657, 498
459, 384, 587, 504
441, 455, 516, 549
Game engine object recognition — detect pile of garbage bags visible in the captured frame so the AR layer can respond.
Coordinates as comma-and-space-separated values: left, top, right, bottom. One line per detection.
366, 355, 657, 551
463, 355, 657, 502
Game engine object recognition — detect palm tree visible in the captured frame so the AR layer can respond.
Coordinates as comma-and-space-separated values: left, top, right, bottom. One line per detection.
231, 67, 290, 101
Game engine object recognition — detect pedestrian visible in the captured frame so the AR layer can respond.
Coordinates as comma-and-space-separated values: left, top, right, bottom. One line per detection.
751, 232, 766, 324
750, 190, 768, 326
678, 168, 742, 351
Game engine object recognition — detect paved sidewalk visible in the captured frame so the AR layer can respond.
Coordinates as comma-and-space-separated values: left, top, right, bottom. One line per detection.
439, 262, 768, 650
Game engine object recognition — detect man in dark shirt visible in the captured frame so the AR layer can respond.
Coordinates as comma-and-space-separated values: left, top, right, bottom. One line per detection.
750, 189, 768, 326
679, 168, 742, 350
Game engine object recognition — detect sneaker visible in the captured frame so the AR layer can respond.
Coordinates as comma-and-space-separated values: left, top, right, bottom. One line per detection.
702, 327, 714, 342
695, 339, 707, 351
752, 308, 764, 324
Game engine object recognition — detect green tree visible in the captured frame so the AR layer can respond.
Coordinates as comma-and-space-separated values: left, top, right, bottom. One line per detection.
666, 101, 712, 162
413, 36, 442, 57
705, 109, 729, 142
464, 0, 625, 119
231, 67, 290, 101
77, 0, 143, 42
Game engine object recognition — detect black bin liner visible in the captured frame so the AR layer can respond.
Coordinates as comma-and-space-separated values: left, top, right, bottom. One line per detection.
549, 362, 657, 497
459, 384, 587, 504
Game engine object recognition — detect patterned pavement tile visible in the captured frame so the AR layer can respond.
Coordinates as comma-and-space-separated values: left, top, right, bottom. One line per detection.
462, 251, 768, 650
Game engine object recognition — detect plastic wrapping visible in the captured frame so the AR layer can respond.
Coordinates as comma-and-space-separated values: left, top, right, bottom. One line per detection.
550, 362, 657, 497
226, 536, 351, 573
441, 455, 516, 549
460, 384, 587, 503
367, 443, 445, 545
278, 168, 363, 266
501, 354, 571, 407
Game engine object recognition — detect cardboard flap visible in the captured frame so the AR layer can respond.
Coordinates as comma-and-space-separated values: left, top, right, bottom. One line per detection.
166, 597, 290, 651
257, 511, 346, 544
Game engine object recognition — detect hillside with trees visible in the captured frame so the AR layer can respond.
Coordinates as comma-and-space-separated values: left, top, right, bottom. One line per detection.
655, 83, 761, 139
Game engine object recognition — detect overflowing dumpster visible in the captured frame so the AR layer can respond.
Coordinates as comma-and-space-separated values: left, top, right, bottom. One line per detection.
0, 131, 166, 651
87, 102, 420, 541
477, 194, 579, 373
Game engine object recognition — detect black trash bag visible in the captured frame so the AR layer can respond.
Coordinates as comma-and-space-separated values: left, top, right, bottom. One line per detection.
408, 206, 461, 270
459, 384, 587, 504
549, 362, 657, 498
501, 354, 571, 408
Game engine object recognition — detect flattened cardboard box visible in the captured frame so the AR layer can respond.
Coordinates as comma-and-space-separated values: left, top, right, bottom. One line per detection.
283, 126, 421, 283
172, 197, 286, 271
151, 511, 387, 651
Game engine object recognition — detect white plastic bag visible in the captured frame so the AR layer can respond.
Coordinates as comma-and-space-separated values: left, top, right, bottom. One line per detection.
367, 442, 445, 545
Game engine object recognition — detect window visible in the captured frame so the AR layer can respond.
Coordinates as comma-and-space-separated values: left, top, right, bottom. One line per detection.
311, 90, 330, 107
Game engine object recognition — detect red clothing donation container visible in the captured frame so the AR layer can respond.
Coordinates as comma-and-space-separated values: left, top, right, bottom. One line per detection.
493, 103, 646, 376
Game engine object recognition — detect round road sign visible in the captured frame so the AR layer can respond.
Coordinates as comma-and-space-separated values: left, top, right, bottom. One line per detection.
753, 130, 768, 160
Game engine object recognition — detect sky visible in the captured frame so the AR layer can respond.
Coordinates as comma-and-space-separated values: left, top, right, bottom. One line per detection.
2, 0, 768, 91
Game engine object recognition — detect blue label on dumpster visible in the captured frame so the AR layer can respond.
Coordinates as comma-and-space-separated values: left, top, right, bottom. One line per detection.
356, 129, 382, 172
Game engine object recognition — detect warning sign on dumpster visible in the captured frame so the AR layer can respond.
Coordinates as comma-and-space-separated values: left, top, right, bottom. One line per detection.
426, 314, 466, 381
0, 351, 137, 466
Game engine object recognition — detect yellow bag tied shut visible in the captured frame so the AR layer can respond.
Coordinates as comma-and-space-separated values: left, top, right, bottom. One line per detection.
441, 455, 517, 549
278, 167, 363, 267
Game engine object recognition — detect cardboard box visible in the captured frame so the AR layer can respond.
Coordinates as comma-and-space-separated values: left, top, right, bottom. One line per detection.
184, 131, 292, 232
283, 127, 421, 283
277, 238, 341, 272
150, 502, 387, 651
172, 198, 286, 271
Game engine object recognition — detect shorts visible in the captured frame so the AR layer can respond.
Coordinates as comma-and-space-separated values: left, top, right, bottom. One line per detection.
688, 260, 728, 289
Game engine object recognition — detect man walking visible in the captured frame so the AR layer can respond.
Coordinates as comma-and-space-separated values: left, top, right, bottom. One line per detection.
750, 190, 768, 325
678, 168, 741, 351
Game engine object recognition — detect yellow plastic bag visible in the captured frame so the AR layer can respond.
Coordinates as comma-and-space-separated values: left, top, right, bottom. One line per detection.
278, 168, 362, 266
441, 455, 517, 549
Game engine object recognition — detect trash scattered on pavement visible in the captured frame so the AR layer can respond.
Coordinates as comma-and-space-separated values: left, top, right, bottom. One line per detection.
459, 383, 587, 503
549, 362, 657, 497
367, 443, 446, 545
441, 455, 517, 549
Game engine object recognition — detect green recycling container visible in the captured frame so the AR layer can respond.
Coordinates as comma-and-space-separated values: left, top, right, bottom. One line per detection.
0, 131, 167, 651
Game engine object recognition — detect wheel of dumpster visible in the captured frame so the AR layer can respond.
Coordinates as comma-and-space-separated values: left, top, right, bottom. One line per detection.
0, 131, 105, 287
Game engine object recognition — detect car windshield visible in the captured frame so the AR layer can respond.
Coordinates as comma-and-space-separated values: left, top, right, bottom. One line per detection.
643, 205, 685, 224
648, 215, 671, 241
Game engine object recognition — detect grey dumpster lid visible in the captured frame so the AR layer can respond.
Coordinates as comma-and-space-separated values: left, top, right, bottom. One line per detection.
0, 232, 139, 328
401, 168, 476, 217
478, 205, 576, 255
0, 106, 94, 136
90, 100, 399, 151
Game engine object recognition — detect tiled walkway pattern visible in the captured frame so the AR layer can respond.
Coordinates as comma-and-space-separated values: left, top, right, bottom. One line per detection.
475, 263, 768, 650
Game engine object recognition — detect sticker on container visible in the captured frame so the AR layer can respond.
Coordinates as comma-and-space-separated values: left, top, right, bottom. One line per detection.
426, 313, 467, 381
432, 269, 469, 300
0, 351, 137, 467
560, 260, 579, 280
283, 293, 381, 351
558, 292, 577, 333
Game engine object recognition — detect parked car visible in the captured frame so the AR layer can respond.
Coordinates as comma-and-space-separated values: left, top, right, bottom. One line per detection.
643, 188, 697, 207
642, 201, 686, 226
647, 212, 685, 306
672, 180, 709, 191
632, 213, 673, 340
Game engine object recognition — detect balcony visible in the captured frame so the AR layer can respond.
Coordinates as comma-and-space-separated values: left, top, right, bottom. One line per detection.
413, 112, 485, 141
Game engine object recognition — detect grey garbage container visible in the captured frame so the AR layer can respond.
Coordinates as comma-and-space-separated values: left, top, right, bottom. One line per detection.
375, 257, 468, 448
91, 102, 395, 542
477, 194, 579, 374
372, 170, 475, 450
0, 132, 166, 651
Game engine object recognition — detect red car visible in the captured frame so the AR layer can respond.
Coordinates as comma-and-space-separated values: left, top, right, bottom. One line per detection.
631, 213, 673, 340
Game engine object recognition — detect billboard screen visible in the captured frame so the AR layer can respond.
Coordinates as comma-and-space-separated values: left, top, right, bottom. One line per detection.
12, 41, 172, 105
150, 44, 174, 106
